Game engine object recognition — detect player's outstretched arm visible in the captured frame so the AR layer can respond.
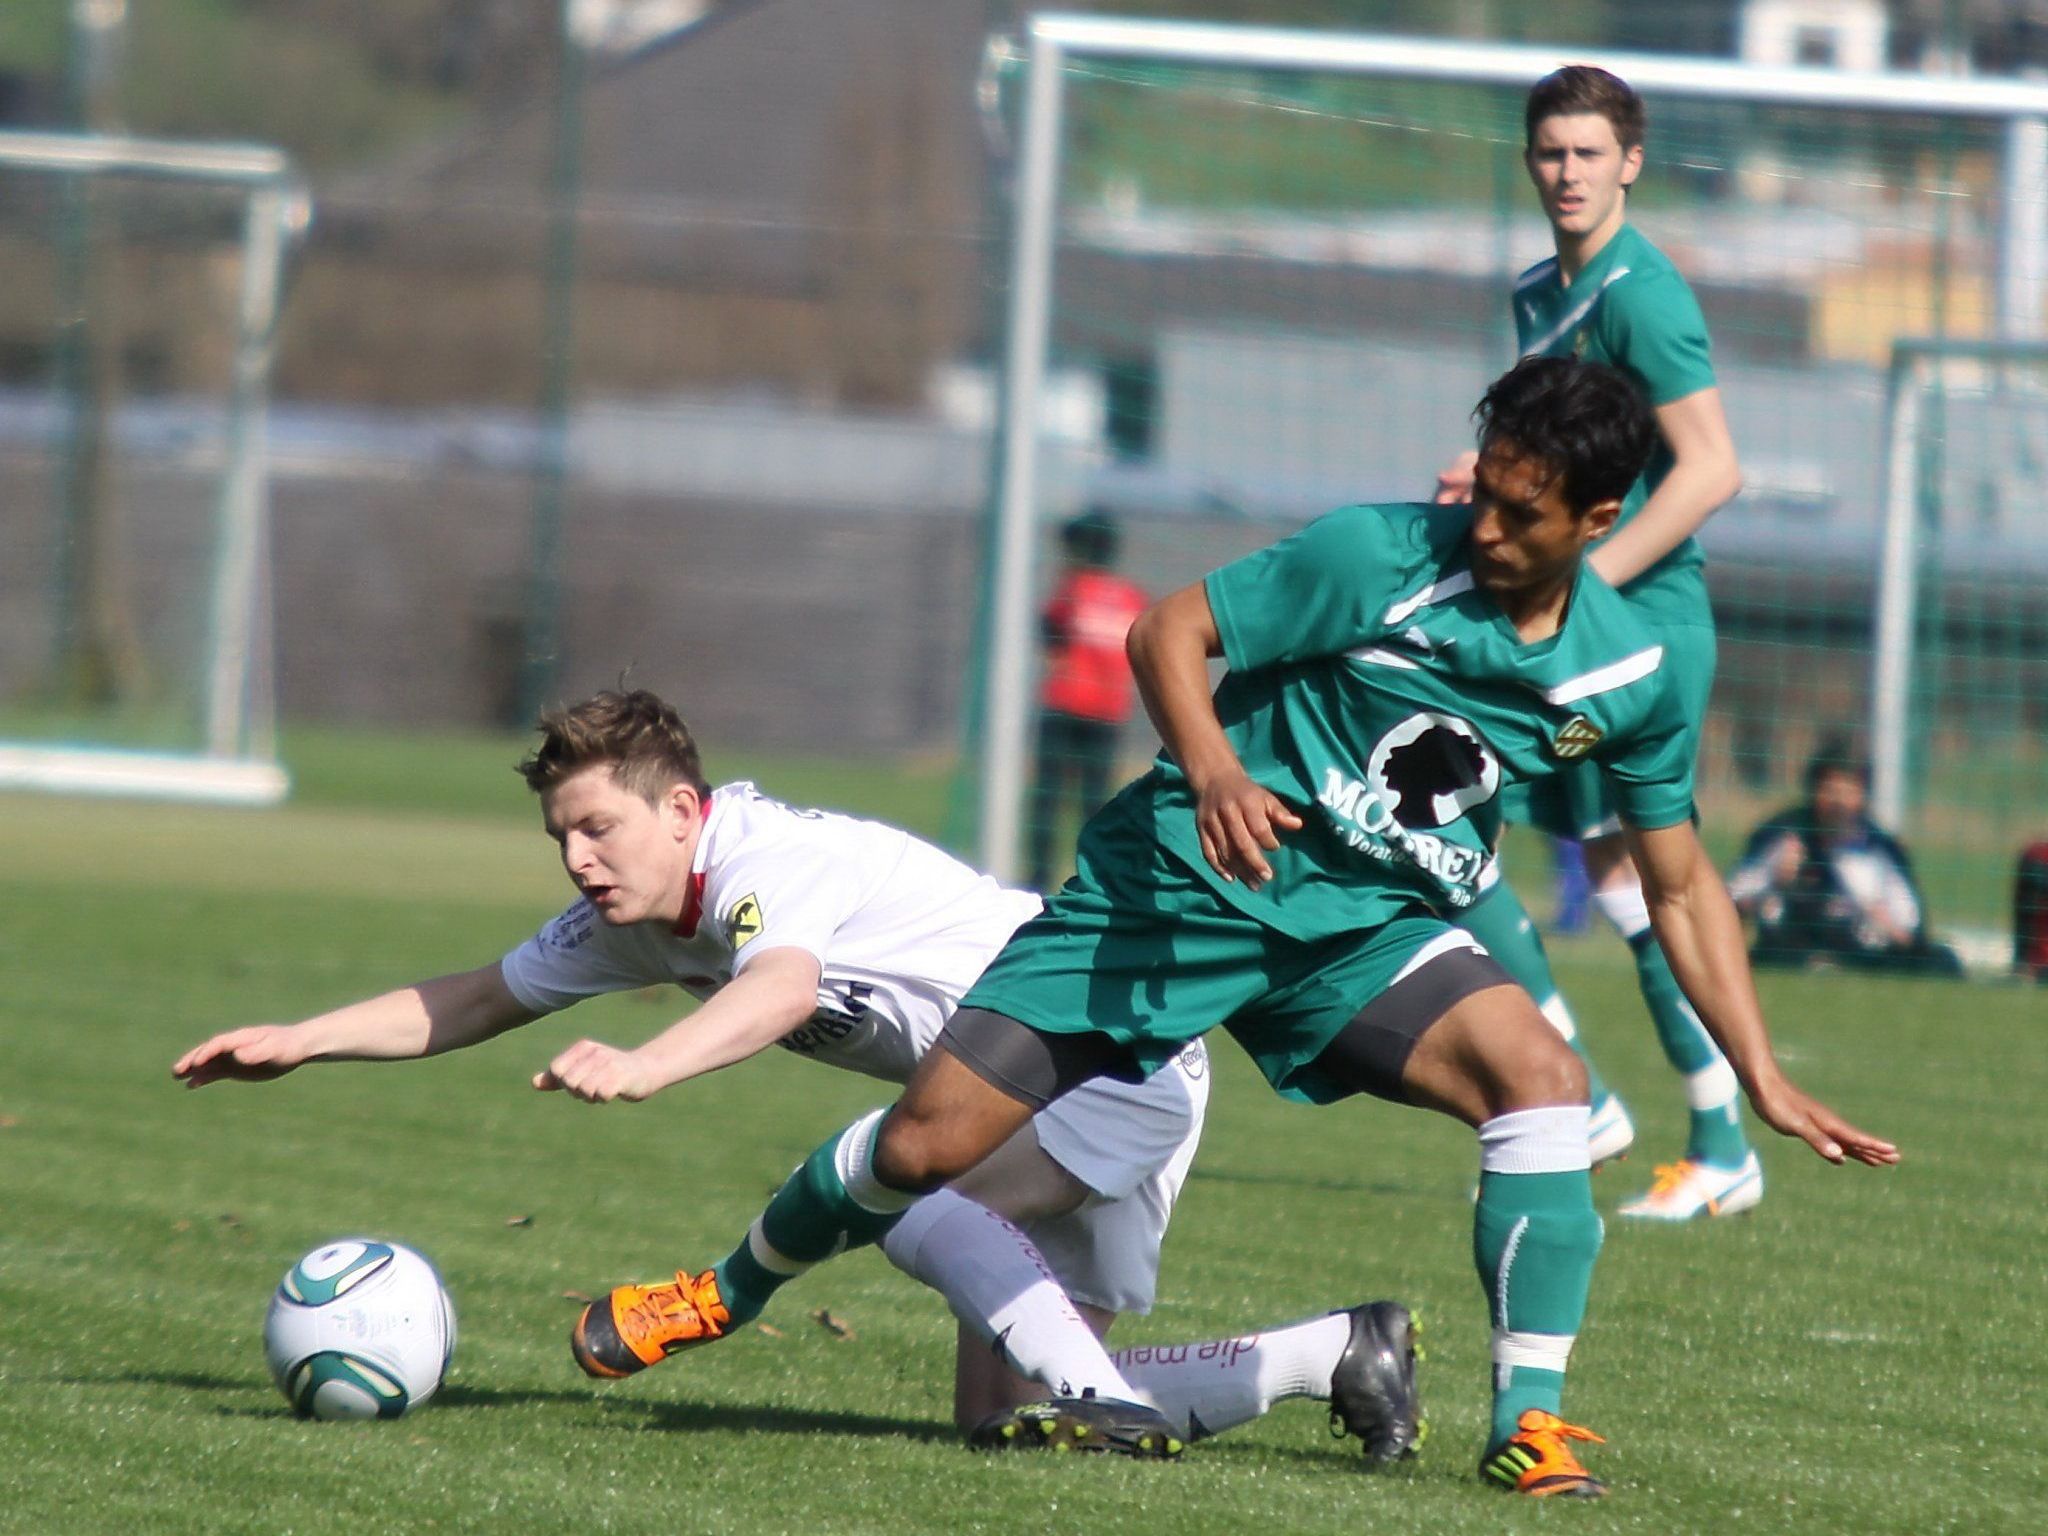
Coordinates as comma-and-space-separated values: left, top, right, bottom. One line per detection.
1625, 819, 1899, 1168
1587, 387, 1740, 588
172, 965, 537, 1088
1128, 582, 1302, 890
533, 946, 823, 1104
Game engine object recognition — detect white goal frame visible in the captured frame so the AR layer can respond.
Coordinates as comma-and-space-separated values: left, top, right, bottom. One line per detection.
1871, 336, 2048, 829
0, 130, 307, 807
979, 12, 2048, 880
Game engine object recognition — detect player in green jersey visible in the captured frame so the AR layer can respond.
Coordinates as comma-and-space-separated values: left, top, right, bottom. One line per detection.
566, 358, 1895, 1497
1437, 66, 1757, 1221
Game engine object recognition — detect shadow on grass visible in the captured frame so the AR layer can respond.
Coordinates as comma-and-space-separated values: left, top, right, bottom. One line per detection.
1187, 1165, 1433, 1200
437, 1381, 951, 1445
631, 1397, 954, 1446
75, 1370, 946, 1445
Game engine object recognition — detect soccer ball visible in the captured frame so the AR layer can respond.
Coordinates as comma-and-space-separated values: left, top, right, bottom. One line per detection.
263, 1238, 457, 1420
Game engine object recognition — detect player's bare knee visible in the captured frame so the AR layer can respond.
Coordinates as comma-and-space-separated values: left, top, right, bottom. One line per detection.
1464, 1002, 1587, 1116
1493, 1028, 1587, 1114
872, 1112, 963, 1195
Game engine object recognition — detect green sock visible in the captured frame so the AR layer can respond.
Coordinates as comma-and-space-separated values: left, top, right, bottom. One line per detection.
1626, 932, 1751, 1167
1473, 1162, 1603, 1450
712, 1110, 915, 1326
1459, 882, 1614, 1107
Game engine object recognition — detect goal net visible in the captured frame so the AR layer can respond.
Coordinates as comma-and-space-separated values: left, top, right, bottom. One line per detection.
974, 18, 2048, 960
0, 131, 303, 805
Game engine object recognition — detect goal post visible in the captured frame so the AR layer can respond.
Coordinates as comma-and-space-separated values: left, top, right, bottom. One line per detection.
0, 130, 306, 806
977, 14, 2048, 953
1871, 336, 2048, 935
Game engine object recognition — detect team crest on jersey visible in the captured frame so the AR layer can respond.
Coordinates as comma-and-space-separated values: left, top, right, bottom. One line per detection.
1366, 711, 1501, 829
1552, 715, 1603, 760
727, 893, 763, 948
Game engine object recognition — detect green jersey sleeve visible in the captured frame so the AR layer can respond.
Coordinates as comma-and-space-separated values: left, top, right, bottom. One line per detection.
1206, 505, 1436, 673
1595, 667, 1697, 829
1601, 270, 1716, 407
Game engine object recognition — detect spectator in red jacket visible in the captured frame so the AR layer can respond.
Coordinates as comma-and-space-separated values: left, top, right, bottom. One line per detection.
1029, 510, 1147, 892
2015, 841, 2048, 982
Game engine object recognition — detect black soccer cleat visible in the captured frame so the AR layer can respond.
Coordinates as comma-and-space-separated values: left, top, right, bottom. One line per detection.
1327, 1300, 1424, 1464
968, 1392, 1185, 1460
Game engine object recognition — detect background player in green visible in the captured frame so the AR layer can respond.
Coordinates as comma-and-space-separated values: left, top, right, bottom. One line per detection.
568, 358, 1896, 1498
1437, 65, 1754, 1220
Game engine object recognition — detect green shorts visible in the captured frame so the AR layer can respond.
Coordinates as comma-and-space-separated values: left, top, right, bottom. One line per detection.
1502, 611, 1716, 842
959, 810, 1460, 1106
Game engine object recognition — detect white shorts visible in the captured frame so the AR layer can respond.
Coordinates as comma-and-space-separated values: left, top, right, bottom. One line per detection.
1020, 1038, 1209, 1315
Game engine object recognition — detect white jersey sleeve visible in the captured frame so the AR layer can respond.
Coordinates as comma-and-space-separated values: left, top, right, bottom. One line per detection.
699, 823, 866, 978
693, 784, 1039, 1081
499, 899, 670, 1015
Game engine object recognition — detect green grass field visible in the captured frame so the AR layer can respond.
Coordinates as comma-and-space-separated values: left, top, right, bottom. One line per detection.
4, 734, 2044, 1534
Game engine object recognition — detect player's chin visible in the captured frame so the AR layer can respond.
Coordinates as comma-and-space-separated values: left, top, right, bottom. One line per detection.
1470, 565, 1516, 598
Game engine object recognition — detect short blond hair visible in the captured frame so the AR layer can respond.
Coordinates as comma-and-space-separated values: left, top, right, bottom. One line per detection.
517, 689, 710, 803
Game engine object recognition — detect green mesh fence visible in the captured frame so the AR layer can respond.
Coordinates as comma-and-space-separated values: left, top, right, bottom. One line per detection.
973, 41, 2048, 972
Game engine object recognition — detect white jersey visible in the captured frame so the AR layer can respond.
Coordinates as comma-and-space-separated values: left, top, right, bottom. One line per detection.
500, 782, 1044, 1083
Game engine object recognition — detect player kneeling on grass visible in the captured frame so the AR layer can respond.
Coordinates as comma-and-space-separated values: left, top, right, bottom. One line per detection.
601, 357, 1897, 1498
171, 689, 1421, 1463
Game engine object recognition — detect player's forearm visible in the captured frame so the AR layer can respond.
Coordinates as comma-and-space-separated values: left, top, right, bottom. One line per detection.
627, 964, 818, 1094
1642, 859, 1784, 1095
300, 968, 530, 1062
1588, 455, 1738, 587
1127, 592, 1241, 791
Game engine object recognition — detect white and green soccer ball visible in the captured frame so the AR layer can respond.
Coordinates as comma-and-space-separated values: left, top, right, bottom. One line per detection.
263, 1239, 456, 1421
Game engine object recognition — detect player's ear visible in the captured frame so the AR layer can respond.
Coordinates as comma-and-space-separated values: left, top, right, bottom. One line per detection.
1579, 497, 1622, 543
666, 781, 701, 834
1620, 142, 1644, 189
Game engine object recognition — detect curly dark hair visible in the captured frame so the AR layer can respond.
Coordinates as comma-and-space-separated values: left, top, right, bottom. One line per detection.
1472, 355, 1659, 515
517, 689, 711, 802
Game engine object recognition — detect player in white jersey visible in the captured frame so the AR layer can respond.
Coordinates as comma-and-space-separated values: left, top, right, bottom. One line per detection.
173, 690, 1423, 1459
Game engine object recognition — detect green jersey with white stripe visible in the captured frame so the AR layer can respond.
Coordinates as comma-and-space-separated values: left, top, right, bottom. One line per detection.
1101, 502, 1696, 944
1514, 224, 1717, 615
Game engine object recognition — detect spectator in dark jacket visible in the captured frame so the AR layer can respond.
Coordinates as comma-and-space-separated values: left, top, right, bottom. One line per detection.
1728, 741, 1961, 976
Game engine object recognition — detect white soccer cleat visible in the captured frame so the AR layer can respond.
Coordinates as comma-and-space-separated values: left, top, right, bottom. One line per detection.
1616, 1152, 1763, 1221
1586, 1094, 1636, 1169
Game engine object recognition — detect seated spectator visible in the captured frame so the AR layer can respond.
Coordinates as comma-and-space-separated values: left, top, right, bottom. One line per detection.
1728, 740, 1962, 977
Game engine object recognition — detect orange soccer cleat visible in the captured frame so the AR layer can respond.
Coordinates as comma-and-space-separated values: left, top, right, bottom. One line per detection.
1480, 1408, 1609, 1497
572, 1268, 732, 1379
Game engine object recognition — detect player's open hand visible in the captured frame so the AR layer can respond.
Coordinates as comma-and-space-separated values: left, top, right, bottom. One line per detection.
533, 1039, 657, 1103
172, 1026, 309, 1088
1193, 770, 1303, 891
1749, 1076, 1899, 1167
1434, 450, 1478, 505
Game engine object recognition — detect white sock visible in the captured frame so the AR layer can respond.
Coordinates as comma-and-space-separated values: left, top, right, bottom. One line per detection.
1592, 882, 1652, 940
1537, 991, 1578, 1042
880, 1188, 1133, 1401
1479, 1105, 1593, 1173
1109, 1311, 1354, 1440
